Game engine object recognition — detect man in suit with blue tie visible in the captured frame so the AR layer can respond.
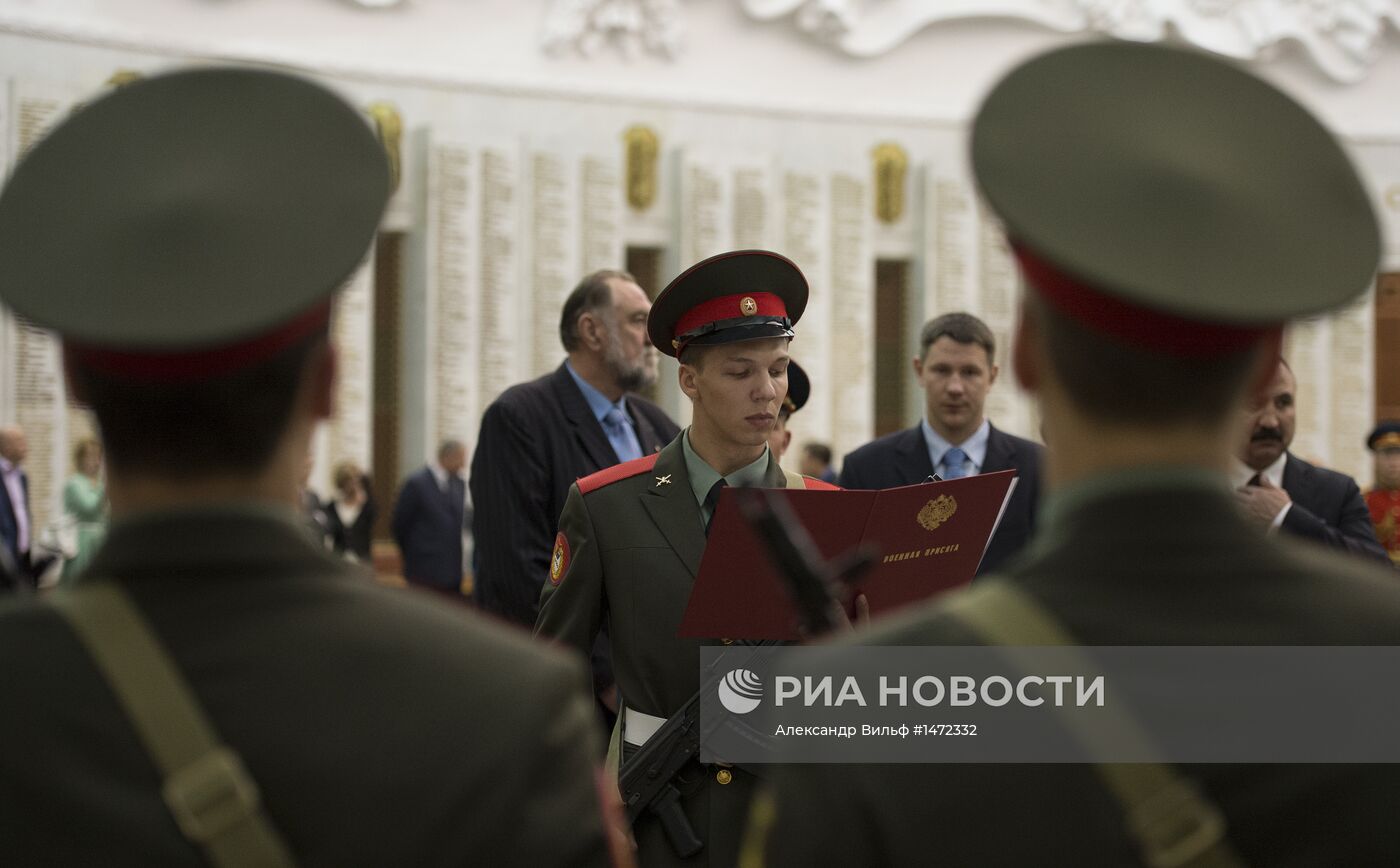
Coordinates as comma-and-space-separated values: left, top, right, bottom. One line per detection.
471, 270, 678, 627
838, 312, 1042, 575
392, 439, 469, 595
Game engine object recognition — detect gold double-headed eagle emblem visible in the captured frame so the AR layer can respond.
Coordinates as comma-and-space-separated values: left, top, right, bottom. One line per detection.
917, 495, 957, 531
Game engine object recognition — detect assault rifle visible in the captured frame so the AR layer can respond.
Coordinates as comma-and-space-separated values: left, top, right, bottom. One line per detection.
616, 486, 874, 857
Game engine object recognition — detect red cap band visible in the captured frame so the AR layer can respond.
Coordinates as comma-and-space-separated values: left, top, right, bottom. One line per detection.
1011, 242, 1269, 357
673, 292, 788, 345
68, 300, 333, 382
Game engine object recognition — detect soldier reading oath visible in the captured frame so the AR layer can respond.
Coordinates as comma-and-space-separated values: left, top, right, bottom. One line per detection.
536, 250, 838, 868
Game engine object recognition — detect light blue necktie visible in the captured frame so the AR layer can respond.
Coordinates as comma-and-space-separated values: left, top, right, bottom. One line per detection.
941, 446, 969, 480
602, 407, 643, 463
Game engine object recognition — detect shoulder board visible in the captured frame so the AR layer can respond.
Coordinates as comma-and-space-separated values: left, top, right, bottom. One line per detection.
802, 476, 840, 491
577, 453, 661, 495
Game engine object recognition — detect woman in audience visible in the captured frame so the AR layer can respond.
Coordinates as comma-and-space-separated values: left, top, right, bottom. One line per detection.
61, 437, 107, 580
327, 461, 376, 562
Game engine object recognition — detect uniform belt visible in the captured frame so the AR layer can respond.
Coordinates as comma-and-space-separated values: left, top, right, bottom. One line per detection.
622, 707, 667, 748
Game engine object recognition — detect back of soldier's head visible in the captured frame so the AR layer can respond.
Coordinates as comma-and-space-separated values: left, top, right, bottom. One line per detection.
971, 42, 1379, 428
0, 68, 390, 480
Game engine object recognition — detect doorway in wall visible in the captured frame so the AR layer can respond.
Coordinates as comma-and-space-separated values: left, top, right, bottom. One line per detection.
875, 259, 911, 437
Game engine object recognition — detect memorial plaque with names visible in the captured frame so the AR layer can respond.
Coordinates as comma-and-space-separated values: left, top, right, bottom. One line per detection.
928, 175, 976, 315
1283, 317, 1328, 464
323, 257, 375, 487
1282, 304, 1376, 481
781, 168, 833, 445
977, 209, 1032, 438
732, 165, 773, 250
479, 144, 523, 411
580, 155, 624, 274
12, 78, 69, 160
430, 142, 480, 448
0, 80, 8, 203
679, 154, 731, 266
829, 172, 873, 460
7, 78, 79, 526
1328, 295, 1372, 481
528, 150, 580, 377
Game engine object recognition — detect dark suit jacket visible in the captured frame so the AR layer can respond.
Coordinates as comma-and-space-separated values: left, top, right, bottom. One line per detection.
838, 422, 1042, 576
1280, 452, 1389, 564
0, 468, 28, 560
0, 507, 610, 866
764, 481, 1400, 867
0, 469, 32, 589
471, 363, 678, 626
391, 467, 466, 589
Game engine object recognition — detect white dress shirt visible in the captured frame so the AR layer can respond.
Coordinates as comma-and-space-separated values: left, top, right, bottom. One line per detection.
1232, 452, 1291, 530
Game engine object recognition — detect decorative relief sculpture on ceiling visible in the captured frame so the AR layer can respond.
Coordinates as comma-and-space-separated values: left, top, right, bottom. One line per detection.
543, 0, 1399, 82
543, 0, 688, 58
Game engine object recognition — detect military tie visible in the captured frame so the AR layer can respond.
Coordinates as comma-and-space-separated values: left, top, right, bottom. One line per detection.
1247, 473, 1263, 487
942, 446, 969, 480
704, 479, 728, 537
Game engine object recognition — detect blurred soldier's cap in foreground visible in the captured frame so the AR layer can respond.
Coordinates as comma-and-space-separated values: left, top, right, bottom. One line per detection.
971, 41, 1380, 356
649, 249, 808, 358
0, 66, 390, 379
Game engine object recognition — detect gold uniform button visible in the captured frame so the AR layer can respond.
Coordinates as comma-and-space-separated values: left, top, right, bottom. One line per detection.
721, 638, 734, 646
716, 769, 733, 785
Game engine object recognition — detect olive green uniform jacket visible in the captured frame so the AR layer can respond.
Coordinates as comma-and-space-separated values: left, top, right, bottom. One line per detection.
0, 506, 611, 868
536, 435, 826, 867
760, 470, 1400, 867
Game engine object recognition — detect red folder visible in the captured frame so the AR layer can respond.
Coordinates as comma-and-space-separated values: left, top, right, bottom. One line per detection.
678, 471, 1017, 640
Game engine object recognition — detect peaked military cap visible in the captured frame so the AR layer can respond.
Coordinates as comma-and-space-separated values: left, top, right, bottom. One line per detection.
1369, 421, 1400, 452
972, 41, 1380, 356
0, 66, 390, 378
649, 249, 807, 358
781, 359, 810, 417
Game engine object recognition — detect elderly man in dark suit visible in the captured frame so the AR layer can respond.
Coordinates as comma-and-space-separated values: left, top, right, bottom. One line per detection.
838, 312, 1041, 575
1233, 359, 1388, 563
470, 270, 678, 626
392, 439, 470, 594
0, 425, 33, 591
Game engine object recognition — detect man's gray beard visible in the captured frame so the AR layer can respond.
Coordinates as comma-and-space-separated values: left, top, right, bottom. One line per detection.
604, 327, 657, 393
611, 351, 656, 393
